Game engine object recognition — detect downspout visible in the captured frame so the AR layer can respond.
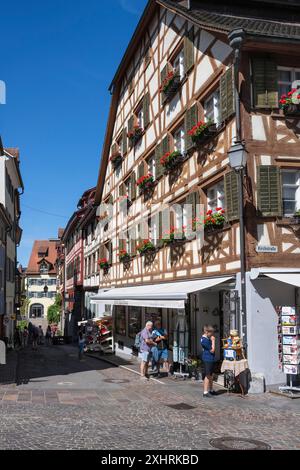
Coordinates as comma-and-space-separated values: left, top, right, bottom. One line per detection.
228, 28, 248, 352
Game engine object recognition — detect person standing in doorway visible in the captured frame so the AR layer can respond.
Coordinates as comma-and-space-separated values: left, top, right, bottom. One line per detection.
140, 321, 156, 380
201, 325, 217, 398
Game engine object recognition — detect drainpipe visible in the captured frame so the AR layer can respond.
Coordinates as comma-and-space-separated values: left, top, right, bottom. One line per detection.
227, 28, 248, 353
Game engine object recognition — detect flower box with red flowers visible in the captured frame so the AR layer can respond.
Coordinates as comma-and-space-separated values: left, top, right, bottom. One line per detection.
118, 249, 131, 263
161, 226, 186, 245
136, 173, 155, 193
188, 120, 217, 144
136, 239, 155, 255
98, 258, 110, 270
160, 150, 183, 171
128, 125, 144, 145
110, 151, 123, 169
279, 88, 300, 116
160, 70, 181, 100
204, 208, 226, 232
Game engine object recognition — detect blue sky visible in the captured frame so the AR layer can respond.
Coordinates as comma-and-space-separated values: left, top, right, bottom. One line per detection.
0, 0, 148, 266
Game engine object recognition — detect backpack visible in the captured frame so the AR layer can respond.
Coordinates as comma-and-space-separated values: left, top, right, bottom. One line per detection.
134, 331, 142, 350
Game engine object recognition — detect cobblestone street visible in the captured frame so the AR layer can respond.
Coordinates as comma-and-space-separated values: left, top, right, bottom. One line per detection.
0, 344, 300, 450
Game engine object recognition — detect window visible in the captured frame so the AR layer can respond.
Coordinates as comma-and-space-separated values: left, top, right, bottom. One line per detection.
207, 181, 225, 211
40, 262, 49, 274
115, 306, 126, 336
128, 307, 142, 339
175, 201, 188, 230
204, 90, 220, 125
147, 153, 156, 179
172, 48, 185, 81
125, 176, 132, 199
137, 105, 144, 129
282, 169, 300, 216
173, 125, 185, 154
278, 67, 300, 96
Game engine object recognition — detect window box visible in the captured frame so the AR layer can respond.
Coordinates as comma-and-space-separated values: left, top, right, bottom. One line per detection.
188, 121, 217, 145
118, 250, 131, 263
98, 258, 110, 271
283, 103, 300, 117
110, 152, 123, 169
162, 227, 186, 246
204, 209, 227, 232
136, 173, 155, 194
279, 88, 300, 116
128, 126, 144, 146
160, 151, 183, 172
136, 240, 156, 255
161, 72, 181, 102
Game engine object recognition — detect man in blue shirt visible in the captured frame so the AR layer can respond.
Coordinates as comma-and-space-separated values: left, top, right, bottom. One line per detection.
200, 325, 217, 398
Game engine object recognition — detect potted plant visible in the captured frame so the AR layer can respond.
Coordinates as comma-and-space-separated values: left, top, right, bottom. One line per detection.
188, 119, 217, 144
110, 151, 123, 169
136, 239, 155, 255
161, 226, 186, 245
160, 150, 183, 171
204, 208, 226, 232
160, 70, 181, 100
279, 88, 300, 116
98, 258, 110, 270
128, 125, 143, 146
118, 249, 131, 263
293, 209, 300, 220
136, 173, 155, 193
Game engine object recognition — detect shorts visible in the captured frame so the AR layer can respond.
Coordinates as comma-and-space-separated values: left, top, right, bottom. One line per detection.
152, 348, 168, 363
141, 351, 152, 363
202, 361, 215, 379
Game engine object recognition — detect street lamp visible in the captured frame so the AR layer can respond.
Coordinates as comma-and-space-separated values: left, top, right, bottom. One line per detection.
228, 141, 248, 354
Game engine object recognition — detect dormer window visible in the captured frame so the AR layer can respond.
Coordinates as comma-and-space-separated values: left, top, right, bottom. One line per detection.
40, 261, 49, 274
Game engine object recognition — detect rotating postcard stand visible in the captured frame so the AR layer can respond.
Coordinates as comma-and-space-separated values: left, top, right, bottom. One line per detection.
173, 310, 189, 379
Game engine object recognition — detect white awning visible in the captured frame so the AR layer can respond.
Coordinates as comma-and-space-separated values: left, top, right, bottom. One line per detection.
90, 276, 233, 309
264, 273, 300, 288
250, 268, 300, 288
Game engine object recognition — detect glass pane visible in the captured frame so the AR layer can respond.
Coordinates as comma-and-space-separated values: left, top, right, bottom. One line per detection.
295, 71, 300, 81
279, 84, 290, 96
282, 171, 297, 184
128, 307, 142, 339
283, 187, 296, 200
278, 70, 292, 82
283, 200, 296, 215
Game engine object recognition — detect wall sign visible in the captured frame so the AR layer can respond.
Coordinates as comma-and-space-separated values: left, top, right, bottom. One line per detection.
256, 245, 278, 253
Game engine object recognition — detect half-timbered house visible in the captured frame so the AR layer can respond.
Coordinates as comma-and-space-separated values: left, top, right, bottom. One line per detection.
93, 0, 300, 386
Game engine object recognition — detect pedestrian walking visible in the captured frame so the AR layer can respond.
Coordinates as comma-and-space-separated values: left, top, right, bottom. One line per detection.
139, 321, 156, 380
201, 325, 217, 398
151, 320, 169, 377
22, 327, 29, 348
45, 325, 52, 345
38, 326, 44, 345
32, 326, 39, 351
78, 331, 85, 360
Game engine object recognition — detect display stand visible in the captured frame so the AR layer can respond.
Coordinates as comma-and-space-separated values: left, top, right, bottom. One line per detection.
277, 305, 300, 396
173, 311, 189, 379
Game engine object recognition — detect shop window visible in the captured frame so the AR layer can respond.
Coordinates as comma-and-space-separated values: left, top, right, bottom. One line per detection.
207, 181, 225, 211
145, 309, 162, 325
204, 90, 220, 125
128, 307, 142, 339
115, 306, 126, 336
282, 169, 300, 216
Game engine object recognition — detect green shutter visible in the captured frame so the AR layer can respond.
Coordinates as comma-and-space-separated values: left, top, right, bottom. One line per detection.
111, 143, 118, 155
138, 161, 145, 179
186, 191, 200, 221
224, 171, 240, 221
130, 172, 137, 201
143, 93, 150, 128
161, 134, 170, 156
99, 245, 105, 259
185, 103, 198, 150
160, 64, 169, 103
155, 142, 164, 179
128, 115, 134, 134
109, 194, 113, 205
119, 183, 125, 197
108, 241, 113, 265
252, 57, 278, 108
257, 166, 282, 217
122, 128, 127, 155
220, 66, 235, 122
184, 27, 194, 73
118, 236, 125, 252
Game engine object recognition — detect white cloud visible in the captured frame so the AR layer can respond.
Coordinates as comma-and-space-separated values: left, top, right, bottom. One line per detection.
119, 0, 143, 15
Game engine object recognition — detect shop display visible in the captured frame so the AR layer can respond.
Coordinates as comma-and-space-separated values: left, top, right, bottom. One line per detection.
277, 306, 300, 376
222, 329, 245, 361
83, 316, 113, 354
